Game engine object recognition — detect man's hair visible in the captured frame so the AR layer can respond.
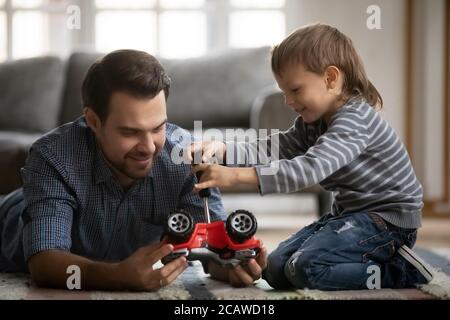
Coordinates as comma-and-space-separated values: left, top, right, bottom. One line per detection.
271, 23, 383, 109
82, 49, 171, 122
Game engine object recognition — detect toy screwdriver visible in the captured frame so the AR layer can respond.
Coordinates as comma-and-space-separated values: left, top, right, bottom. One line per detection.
196, 171, 211, 223
194, 151, 211, 223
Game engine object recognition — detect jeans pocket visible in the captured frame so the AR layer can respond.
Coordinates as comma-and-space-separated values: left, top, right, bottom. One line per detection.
362, 240, 396, 263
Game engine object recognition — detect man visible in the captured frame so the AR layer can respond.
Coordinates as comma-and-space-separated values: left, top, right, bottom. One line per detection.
0, 49, 267, 290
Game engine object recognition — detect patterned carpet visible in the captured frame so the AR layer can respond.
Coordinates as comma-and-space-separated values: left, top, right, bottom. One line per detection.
1, 248, 450, 300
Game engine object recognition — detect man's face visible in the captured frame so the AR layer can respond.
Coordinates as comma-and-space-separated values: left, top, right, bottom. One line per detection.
275, 63, 338, 123
87, 91, 167, 186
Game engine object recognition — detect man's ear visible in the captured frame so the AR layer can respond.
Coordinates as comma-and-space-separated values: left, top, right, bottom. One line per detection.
324, 66, 342, 92
83, 107, 101, 133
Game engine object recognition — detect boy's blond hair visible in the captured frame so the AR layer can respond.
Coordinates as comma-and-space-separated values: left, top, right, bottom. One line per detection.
271, 23, 383, 109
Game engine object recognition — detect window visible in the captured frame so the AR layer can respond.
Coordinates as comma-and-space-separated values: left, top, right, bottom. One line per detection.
0, 21, 5, 62
94, 0, 207, 59
0, 0, 288, 61
229, 0, 285, 48
1, 0, 69, 61
93, 0, 284, 58
229, 11, 285, 48
13, 10, 48, 59
0, 1, 5, 62
95, 11, 157, 54
159, 11, 206, 58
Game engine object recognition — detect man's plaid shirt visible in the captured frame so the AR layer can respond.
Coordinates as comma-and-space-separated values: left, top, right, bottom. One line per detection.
20, 117, 226, 263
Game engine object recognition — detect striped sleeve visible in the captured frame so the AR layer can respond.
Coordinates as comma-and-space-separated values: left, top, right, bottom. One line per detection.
225, 116, 309, 167
255, 108, 371, 194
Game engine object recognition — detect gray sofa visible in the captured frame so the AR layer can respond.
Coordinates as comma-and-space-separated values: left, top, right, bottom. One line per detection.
0, 47, 331, 215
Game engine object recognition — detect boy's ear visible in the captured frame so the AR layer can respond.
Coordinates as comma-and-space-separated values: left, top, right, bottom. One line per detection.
324, 66, 341, 91
83, 107, 102, 133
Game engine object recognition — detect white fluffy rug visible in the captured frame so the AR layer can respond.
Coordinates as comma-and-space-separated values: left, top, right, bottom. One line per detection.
1, 248, 449, 300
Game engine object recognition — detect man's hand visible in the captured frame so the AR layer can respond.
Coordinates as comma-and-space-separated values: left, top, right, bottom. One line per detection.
185, 141, 227, 164
116, 243, 188, 291
193, 164, 259, 192
208, 245, 268, 287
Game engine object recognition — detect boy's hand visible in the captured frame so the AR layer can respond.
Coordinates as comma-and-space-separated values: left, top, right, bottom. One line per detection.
116, 243, 189, 291
185, 141, 227, 164
192, 164, 239, 191
208, 245, 268, 287
193, 164, 259, 192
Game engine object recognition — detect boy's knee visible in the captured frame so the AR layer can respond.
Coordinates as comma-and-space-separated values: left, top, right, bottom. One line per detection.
284, 252, 318, 289
266, 251, 286, 273
263, 251, 292, 289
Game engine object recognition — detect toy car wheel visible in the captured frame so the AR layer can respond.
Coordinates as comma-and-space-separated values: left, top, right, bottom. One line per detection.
166, 210, 194, 243
226, 209, 257, 243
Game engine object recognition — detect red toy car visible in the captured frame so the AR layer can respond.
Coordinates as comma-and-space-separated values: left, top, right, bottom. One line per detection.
161, 209, 261, 268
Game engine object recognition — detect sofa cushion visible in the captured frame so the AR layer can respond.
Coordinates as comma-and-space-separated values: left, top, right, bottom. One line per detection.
0, 56, 64, 132
161, 47, 275, 129
0, 132, 42, 195
60, 48, 275, 129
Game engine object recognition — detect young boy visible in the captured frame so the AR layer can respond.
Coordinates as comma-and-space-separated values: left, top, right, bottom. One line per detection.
187, 24, 434, 290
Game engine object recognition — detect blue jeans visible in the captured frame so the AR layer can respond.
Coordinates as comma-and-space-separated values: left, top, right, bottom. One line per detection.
0, 188, 27, 272
263, 212, 428, 290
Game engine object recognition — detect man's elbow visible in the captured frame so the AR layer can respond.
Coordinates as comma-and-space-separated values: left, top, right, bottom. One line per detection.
27, 252, 47, 287
27, 251, 66, 288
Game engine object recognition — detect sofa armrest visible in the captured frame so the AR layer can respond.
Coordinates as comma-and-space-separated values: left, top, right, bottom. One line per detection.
250, 86, 297, 131
0, 132, 41, 195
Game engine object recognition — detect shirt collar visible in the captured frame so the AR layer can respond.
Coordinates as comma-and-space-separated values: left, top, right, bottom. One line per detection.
93, 142, 115, 185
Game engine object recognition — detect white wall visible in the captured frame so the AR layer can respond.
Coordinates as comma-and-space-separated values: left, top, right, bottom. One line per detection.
287, 0, 406, 141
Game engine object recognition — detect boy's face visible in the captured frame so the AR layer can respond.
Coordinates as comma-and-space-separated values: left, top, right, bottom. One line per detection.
275, 63, 340, 124
85, 90, 167, 189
